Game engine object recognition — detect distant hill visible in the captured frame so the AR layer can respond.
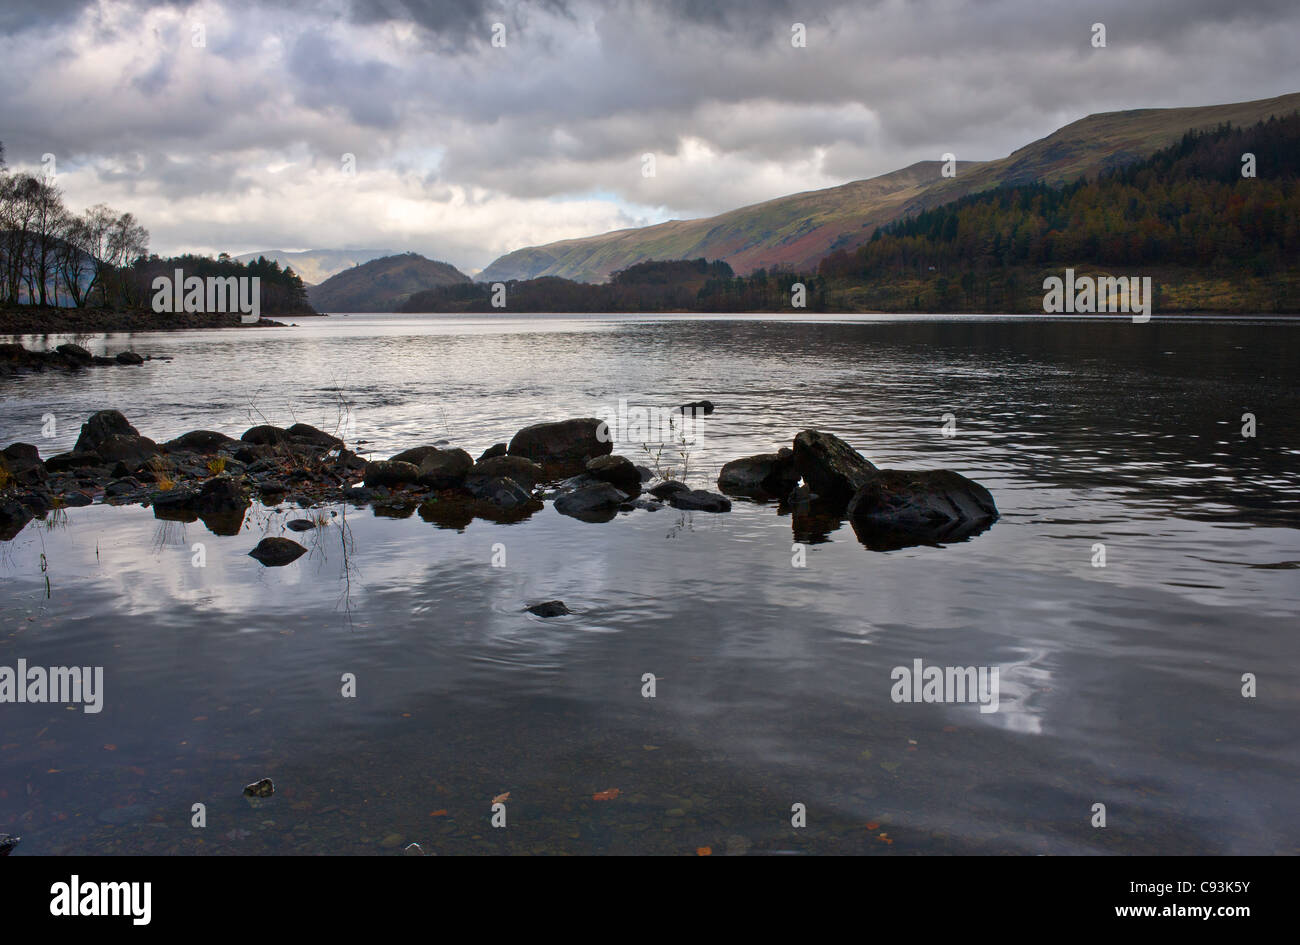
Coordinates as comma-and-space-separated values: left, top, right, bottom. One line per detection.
479, 91, 1300, 283
234, 248, 398, 285
307, 252, 472, 312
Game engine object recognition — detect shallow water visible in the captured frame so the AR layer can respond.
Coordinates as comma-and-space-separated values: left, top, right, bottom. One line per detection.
1, 314, 1297, 854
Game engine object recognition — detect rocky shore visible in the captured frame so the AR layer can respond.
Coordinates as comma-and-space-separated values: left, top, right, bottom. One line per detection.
0, 306, 294, 335
1, 341, 168, 376
0, 409, 998, 552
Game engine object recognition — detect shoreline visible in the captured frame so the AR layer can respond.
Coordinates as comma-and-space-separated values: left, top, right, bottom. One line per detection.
0, 307, 316, 335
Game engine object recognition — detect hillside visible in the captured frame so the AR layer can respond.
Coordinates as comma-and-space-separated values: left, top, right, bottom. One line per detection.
307, 252, 471, 312
478, 91, 1300, 284
234, 248, 397, 285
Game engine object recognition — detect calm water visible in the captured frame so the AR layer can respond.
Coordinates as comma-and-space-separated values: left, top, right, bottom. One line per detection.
1, 314, 1297, 855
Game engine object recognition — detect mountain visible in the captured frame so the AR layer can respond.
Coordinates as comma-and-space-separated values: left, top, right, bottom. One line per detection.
234, 248, 398, 285
479, 91, 1300, 284
307, 252, 472, 312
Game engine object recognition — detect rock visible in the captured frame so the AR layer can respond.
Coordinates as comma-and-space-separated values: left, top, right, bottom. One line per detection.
195, 476, 248, 512
718, 448, 798, 499
248, 537, 307, 566
417, 448, 473, 489
57, 343, 92, 361
647, 479, 689, 500
403, 842, 426, 856
585, 454, 641, 491
467, 454, 546, 490
286, 518, 316, 531
667, 489, 732, 512
677, 399, 715, 415
43, 451, 105, 474
553, 482, 628, 522
105, 478, 138, 497
526, 600, 571, 617
114, 351, 144, 365
1, 442, 47, 485
478, 443, 508, 461
62, 492, 93, 508
75, 410, 138, 453
363, 460, 421, 488
243, 778, 274, 798
241, 424, 291, 446
792, 430, 878, 508
0, 500, 33, 541
635, 464, 654, 482
630, 498, 664, 511
0, 834, 19, 856
847, 469, 999, 549
162, 430, 240, 453
466, 475, 537, 511
93, 433, 159, 469
389, 445, 442, 466
507, 418, 612, 470
285, 423, 343, 449
18, 490, 54, 515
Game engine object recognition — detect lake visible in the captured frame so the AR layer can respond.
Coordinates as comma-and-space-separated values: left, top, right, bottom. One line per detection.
1, 313, 1297, 854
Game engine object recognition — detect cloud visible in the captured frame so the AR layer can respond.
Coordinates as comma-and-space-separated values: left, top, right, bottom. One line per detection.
1, 0, 1297, 271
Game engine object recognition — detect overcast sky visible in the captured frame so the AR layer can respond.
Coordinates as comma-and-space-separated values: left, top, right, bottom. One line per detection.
2, 0, 1297, 272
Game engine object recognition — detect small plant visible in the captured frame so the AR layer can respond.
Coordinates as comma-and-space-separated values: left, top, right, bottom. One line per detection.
207, 456, 227, 476
149, 455, 175, 491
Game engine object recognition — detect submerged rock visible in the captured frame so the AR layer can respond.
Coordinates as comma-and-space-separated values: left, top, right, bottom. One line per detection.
114, 351, 144, 365
286, 518, 316, 531
0, 834, 20, 855
792, 430, 877, 508
847, 469, 998, 550
646, 479, 689, 500
243, 778, 275, 798
57, 343, 92, 362
677, 400, 715, 415
526, 600, 572, 617
718, 448, 798, 499
247, 537, 307, 566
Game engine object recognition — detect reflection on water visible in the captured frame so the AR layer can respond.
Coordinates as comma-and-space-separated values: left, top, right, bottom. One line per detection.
1, 314, 1298, 854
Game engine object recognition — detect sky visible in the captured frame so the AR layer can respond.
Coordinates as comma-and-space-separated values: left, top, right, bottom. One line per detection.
2, 0, 1298, 274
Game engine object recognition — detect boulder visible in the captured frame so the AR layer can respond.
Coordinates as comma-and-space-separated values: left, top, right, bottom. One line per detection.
363, 460, 421, 488
195, 476, 250, 514
114, 351, 144, 365
162, 430, 240, 454
468, 454, 545, 490
718, 448, 798, 499
389, 445, 442, 466
286, 423, 343, 449
247, 537, 307, 566
241, 425, 291, 446
417, 448, 473, 489
43, 451, 105, 473
526, 600, 571, 618
466, 475, 537, 511
1, 442, 47, 485
478, 443, 508, 461
75, 410, 138, 453
677, 400, 715, 415
847, 469, 998, 550
507, 418, 612, 469
792, 430, 877, 508
667, 489, 732, 513
585, 454, 641, 491
57, 343, 92, 362
553, 482, 628, 522
93, 434, 159, 469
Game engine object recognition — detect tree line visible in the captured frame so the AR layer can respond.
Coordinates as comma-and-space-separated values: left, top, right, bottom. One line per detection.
0, 143, 149, 309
